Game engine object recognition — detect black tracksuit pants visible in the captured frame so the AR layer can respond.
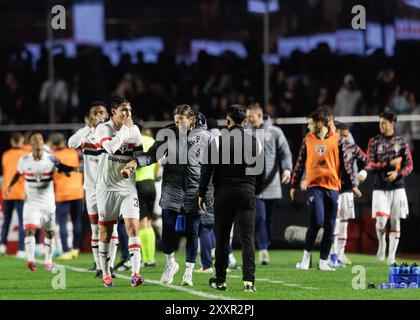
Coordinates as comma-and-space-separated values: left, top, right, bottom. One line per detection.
214, 183, 256, 283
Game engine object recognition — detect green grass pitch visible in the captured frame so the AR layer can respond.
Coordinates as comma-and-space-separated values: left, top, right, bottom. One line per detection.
1, 250, 420, 300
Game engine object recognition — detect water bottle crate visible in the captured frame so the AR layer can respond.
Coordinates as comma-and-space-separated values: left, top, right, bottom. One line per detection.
389, 274, 420, 286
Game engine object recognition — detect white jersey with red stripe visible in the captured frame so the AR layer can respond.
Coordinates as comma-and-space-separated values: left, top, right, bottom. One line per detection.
17, 152, 57, 209
95, 119, 141, 192
68, 125, 101, 189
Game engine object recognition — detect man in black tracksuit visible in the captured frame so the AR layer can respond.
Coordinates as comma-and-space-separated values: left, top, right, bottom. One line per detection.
198, 104, 264, 293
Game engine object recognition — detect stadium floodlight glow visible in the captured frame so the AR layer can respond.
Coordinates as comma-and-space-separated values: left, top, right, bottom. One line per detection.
395, 18, 420, 40
73, 1, 105, 45
247, 0, 280, 13
190, 40, 247, 62
404, 0, 420, 9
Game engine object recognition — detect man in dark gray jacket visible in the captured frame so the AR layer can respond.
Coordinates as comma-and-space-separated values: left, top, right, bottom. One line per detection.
246, 103, 293, 265
123, 106, 211, 287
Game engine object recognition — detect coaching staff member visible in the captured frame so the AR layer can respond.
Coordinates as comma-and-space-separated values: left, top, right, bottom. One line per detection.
198, 104, 264, 293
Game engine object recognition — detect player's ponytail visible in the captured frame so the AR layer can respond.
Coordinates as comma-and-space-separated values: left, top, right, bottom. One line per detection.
173, 104, 197, 130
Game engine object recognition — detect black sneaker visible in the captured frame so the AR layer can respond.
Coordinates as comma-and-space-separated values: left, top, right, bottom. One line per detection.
114, 259, 131, 271
209, 277, 227, 291
244, 281, 256, 292
144, 261, 156, 267
261, 261, 269, 266
95, 269, 103, 279
110, 267, 116, 279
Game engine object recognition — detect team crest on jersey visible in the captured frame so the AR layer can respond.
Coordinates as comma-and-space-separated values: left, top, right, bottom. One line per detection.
119, 144, 128, 154
315, 145, 327, 156
191, 135, 201, 145
394, 144, 401, 153
265, 132, 272, 141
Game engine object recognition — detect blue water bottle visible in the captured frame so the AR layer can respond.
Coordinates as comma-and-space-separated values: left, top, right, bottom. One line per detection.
399, 282, 408, 289
390, 263, 399, 275
402, 263, 410, 274
380, 283, 390, 289
175, 215, 186, 232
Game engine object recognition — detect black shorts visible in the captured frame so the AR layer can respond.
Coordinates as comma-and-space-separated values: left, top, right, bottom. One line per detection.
136, 180, 157, 220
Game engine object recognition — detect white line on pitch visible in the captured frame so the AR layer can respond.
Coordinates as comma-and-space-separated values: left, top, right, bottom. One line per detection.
56, 263, 238, 300
227, 275, 318, 290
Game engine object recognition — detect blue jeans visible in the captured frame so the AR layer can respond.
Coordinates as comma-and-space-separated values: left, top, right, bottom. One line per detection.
304, 187, 339, 260
1, 200, 24, 250
199, 224, 215, 269
162, 209, 200, 263
56, 199, 84, 252
255, 199, 269, 250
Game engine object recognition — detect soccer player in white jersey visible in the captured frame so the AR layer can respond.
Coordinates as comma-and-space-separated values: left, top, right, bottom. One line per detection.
95, 97, 143, 287
5, 133, 78, 271
68, 102, 118, 278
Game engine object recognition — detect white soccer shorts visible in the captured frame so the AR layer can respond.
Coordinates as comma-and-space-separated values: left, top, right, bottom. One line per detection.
372, 189, 409, 220
96, 189, 140, 225
337, 192, 355, 220
23, 203, 56, 231
85, 188, 98, 217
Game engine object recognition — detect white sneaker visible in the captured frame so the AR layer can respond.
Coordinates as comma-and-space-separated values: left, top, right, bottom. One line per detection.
341, 254, 352, 265
195, 267, 214, 273
387, 256, 396, 266
182, 269, 193, 286
16, 250, 26, 259
0, 244, 6, 256
160, 262, 179, 285
318, 259, 336, 271
228, 253, 237, 269
296, 250, 311, 270
259, 250, 270, 265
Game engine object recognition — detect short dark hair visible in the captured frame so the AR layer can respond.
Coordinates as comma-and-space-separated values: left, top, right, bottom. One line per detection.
317, 105, 334, 119
207, 118, 219, 130
334, 121, 349, 131
379, 111, 397, 123
90, 100, 108, 109
227, 104, 247, 124
29, 132, 44, 141
313, 109, 329, 127
110, 96, 130, 109
307, 110, 317, 120
10, 132, 24, 144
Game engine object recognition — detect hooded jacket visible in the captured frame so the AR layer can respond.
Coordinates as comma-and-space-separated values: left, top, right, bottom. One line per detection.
247, 116, 293, 199
135, 112, 211, 213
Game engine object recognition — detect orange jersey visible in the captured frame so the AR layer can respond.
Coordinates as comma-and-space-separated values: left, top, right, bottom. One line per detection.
305, 132, 341, 191
53, 148, 83, 201
2, 148, 28, 200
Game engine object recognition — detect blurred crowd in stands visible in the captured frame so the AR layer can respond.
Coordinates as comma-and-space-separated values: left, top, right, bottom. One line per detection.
1, 43, 420, 155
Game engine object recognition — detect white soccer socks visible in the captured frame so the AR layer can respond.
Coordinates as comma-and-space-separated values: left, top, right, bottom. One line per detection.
128, 236, 141, 276
90, 223, 100, 269
44, 237, 54, 264
337, 220, 348, 261
375, 228, 386, 261
99, 241, 111, 277
25, 236, 36, 262
296, 250, 311, 270
388, 231, 400, 265
110, 225, 119, 269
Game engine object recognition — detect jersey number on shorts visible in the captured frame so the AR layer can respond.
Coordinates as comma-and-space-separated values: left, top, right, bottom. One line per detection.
134, 198, 139, 208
